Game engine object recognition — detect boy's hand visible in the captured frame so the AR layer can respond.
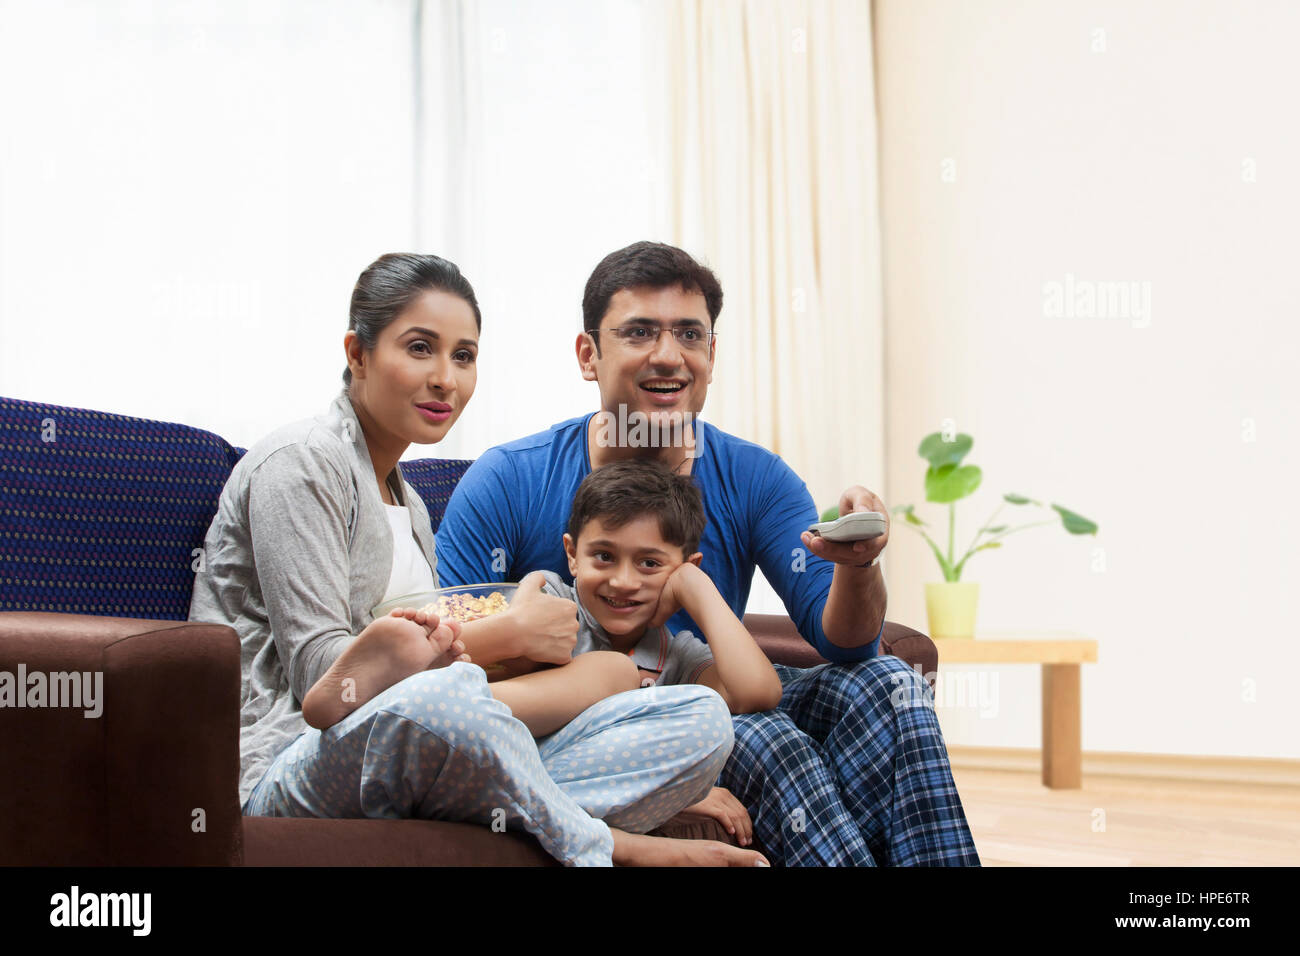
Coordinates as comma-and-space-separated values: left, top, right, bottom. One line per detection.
681, 787, 753, 847
648, 561, 709, 629
505, 571, 579, 664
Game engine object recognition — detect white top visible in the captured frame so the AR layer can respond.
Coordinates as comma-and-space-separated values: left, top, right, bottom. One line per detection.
382, 502, 437, 602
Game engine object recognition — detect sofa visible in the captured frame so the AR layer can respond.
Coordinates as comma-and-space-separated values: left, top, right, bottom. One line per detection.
0, 393, 939, 866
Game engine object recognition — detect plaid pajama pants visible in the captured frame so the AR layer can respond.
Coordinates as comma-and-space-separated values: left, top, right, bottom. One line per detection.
719, 654, 981, 866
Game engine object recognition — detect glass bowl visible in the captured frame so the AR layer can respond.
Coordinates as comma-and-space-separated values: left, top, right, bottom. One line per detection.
371, 583, 520, 623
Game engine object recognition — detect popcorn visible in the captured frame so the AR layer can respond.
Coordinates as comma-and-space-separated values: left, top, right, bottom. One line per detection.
419, 590, 511, 624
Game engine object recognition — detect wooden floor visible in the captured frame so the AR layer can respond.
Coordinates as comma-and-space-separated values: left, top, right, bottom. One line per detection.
950, 766, 1300, 866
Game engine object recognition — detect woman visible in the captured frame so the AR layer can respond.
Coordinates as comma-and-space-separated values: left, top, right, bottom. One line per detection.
187, 253, 766, 866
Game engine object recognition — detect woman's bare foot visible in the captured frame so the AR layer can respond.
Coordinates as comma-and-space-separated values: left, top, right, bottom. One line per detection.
301, 608, 467, 730
608, 828, 770, 867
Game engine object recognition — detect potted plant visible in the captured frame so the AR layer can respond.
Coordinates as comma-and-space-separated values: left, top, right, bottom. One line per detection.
861, 432, 1097, 638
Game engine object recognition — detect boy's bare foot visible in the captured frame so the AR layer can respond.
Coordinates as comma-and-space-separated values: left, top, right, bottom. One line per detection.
608, 828, 770, 867
301, 608, 467, 730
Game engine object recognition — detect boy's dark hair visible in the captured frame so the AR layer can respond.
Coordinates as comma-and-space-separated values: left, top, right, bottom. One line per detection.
343, 252, 482, 387
567, 459, 707, 557
581, 241, 724, 339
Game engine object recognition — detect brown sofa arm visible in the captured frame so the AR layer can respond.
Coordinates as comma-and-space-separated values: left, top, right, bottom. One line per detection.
744, 614, 938, 691
0, 612, 243, 865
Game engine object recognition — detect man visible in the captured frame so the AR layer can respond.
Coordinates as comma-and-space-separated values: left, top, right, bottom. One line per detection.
437, 241, 980, 866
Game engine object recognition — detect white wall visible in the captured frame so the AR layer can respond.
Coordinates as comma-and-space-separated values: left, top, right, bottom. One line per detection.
875, 0, 1300, 759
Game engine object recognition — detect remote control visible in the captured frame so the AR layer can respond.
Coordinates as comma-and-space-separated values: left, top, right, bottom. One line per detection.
808, 511, 887, 543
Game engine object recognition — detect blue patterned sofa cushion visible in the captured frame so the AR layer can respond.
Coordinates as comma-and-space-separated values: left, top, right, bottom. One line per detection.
0, 394, 475, 621
399, 457, 473, 533
0, 395, 244, 620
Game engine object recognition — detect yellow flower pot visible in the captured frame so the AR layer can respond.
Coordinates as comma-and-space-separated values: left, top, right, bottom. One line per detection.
925, 581, 980, 639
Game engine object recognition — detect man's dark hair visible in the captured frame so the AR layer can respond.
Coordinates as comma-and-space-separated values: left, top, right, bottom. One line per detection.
581, 241, 724, 338
567, 459, 707, 557
343, 253, 482, 387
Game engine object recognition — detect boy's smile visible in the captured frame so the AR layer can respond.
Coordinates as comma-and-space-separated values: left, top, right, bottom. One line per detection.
564, 515, 694, 643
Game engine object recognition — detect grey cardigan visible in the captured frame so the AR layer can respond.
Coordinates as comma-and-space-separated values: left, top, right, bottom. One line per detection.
188, 388, 439, 805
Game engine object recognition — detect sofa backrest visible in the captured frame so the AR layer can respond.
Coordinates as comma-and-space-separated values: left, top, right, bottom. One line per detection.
0, 395, 472, 621
396, 458, 474, 534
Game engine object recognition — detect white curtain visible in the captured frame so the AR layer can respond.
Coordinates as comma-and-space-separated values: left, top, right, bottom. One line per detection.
412, 0, 668, 461
0, 0, 419, 446
657, 0, 886, 513
0, 0, 883, 512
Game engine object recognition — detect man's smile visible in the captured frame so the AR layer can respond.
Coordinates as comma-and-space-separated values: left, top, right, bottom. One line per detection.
640, 378, 687, 392
639, 378, 689, 404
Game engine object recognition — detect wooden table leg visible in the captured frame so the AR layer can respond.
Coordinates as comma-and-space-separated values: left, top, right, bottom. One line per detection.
1042, 663, 1082, 788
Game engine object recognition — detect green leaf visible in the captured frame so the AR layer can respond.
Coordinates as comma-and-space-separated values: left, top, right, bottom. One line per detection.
1052, 504, 1098, 535
984, 524, 1008, 533
973, 541, 1002, 552
918, 432, 973, 469
1003, 493, 1033, 505
925, 463, 983, 503
820, 505, 839, 523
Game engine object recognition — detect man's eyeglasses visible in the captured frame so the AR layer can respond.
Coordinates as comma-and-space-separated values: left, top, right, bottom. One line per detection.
590, 323, 716, 353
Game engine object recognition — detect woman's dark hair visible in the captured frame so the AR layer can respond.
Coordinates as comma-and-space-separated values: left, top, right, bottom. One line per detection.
342, 253, 482, 387
566, 459, 707, 557
581, 241, 723, 340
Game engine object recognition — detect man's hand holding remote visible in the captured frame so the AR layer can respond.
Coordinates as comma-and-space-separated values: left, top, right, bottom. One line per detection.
801, 485, 891, 568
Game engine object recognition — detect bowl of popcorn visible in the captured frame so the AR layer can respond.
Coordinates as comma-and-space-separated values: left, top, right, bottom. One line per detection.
372, 583, 519, 623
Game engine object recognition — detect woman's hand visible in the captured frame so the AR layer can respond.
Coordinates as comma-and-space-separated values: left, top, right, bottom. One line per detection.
503, 571, 579, 665
681, 787, 754, 847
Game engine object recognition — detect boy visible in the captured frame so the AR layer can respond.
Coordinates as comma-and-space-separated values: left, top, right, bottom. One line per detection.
529, 457, 781, 847
359, 459, 783, 739
542, 458, 783, 715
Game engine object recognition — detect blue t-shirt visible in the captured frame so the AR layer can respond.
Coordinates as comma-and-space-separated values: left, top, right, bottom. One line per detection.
434, 414, 881, 662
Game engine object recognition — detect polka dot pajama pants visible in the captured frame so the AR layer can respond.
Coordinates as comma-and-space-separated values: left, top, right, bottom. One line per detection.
242, 662, 734, 866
